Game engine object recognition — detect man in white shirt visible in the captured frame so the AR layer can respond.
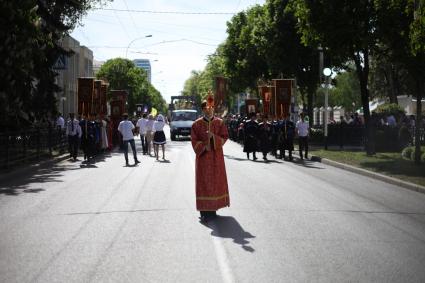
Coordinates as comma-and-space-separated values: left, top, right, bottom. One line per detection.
118, 113, 140, 166
65, 113, 82, 161
296, 112, 310, 160
136, 113, 148, 155
56, 113, 65, 130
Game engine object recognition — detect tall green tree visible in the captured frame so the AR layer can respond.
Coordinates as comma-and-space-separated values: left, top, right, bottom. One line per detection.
0, 0, 110, 130
259, 0, 330, 121
289, 0, 382, 154
329, 70, 362, 111
368, 51, 410, 104
375, 0, 425, 164
96, 58, 166, 115
222, 6, 269, 93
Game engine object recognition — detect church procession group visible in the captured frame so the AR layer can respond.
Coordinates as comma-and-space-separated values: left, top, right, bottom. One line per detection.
226, 112, 310, 162
63, 101, 310, 223
65, 111, 168, 166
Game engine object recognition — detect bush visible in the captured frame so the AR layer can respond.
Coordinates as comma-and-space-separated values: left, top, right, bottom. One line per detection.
401, 146, 425, 161
401, 146, 413, 160
375, 103, 405, 116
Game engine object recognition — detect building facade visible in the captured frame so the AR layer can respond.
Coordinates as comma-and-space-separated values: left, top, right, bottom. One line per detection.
133, 59, 151, 82
55, 36, 94, 118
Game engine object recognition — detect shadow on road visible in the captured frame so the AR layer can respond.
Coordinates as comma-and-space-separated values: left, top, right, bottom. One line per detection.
0, 151, 117, 196
290, 159, 325, 169
224, 154, 250, 162
203, 216, 256, 252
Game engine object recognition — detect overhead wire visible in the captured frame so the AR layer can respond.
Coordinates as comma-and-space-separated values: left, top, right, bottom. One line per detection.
121, 0, 141, 37
110, 2, 132, 41
96, 8, 235, 15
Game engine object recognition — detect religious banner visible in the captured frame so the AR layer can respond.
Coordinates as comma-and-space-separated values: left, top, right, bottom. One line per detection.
93, 80, 102, 115
273, 79, 294, 118
109, 90, 128, 119
245, 99, 258, 115
109, 90, 128, 146
214, 76, 227, 109
100, 82, 108, 116
77, 77, 94, 116
259, 85, 274, 115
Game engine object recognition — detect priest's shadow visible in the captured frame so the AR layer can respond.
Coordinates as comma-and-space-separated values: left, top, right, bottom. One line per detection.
203, 216, 256, 252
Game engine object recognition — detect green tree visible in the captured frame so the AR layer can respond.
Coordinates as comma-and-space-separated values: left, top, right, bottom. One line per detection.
289, 0, 382, 154
330, 70, 362, 111
259, 0, 332, 121
0, 0, 110, 130
375, 0, 425, 164
368, 51, 410, 104
222, 6, 268, 93
96, 58, 166, 115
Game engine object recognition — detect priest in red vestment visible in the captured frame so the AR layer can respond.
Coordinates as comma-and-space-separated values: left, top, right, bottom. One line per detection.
191, 99, 230, 221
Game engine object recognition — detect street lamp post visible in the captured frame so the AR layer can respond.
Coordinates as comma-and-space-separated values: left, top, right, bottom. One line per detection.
125, 34, 152, 58
323, 68, 332, 150
61, 96, 67, 116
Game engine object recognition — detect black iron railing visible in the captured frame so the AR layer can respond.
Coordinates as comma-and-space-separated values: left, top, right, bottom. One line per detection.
0, 127, 68, 169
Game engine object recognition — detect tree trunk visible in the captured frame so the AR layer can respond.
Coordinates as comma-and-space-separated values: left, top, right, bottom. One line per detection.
353, 51, 373, 155
414, 80, 423, 165
307, 88, 314, 129
391, 64, 399, 104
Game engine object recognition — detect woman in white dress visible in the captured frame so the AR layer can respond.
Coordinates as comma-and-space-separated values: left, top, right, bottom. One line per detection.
145, 114, 155, 156
152, 114, 167, 160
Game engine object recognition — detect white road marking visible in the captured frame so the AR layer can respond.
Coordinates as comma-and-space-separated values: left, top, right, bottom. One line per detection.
188, 148, 235, 283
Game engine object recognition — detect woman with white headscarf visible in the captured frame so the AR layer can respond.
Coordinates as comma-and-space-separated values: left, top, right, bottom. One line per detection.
152, 114, 167, 160
145, 114, 155, 156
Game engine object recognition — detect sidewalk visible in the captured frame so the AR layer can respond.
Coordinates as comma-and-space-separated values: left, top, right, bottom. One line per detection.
304, 146, 425, 195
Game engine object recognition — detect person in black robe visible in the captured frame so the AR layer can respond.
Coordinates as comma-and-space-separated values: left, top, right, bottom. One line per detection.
270, 116, 279, 157
243, 112, 258, 160
279, 115, 295, 161
80, 114, 97, 161
257, 114, 272, 161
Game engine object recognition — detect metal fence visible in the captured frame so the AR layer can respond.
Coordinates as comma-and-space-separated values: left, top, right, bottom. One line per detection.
310, 124, 425, 151
0, 127, 68, 169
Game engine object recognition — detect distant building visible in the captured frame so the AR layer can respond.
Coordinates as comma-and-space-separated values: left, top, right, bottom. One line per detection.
398, 95, 425, 115
93, 60, 105, 76
54, 36, 94, 117
133, 59, 151, 82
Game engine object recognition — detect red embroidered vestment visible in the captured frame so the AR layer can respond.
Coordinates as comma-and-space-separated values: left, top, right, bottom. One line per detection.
191, 117, 230, 211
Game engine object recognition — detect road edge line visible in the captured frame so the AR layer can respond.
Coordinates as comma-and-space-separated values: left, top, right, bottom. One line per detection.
316, 157, 425, 195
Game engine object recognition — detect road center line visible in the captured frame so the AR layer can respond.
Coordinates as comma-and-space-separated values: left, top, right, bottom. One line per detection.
188, 149, 235, 283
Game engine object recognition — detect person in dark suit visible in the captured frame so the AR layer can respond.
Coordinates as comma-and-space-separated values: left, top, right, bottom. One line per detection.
243, 112, 259, 160
279, 115, 295, 161
257, 114, 272, 161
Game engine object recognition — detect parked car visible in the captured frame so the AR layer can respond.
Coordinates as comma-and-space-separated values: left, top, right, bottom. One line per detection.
170, 109, 198, 141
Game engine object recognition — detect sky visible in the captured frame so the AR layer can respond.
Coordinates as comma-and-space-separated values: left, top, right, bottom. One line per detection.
71, 0, 265, 104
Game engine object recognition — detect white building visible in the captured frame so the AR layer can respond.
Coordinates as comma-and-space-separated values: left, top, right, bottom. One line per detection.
54, 36, 94, 117
398, 95, 425, 115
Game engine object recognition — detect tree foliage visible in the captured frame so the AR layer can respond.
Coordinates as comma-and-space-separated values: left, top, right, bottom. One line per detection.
0, 0, 111, 130
374, 0, 425, 164
96, 58, 167, 115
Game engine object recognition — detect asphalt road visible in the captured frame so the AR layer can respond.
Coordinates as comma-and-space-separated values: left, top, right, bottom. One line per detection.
1, 126, 425, 282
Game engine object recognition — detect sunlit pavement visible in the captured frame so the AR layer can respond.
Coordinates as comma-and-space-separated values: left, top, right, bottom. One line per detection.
1, 126, 425, 282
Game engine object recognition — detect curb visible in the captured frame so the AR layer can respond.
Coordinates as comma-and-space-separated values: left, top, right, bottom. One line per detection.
313, 155, 425, 195
0, 154, 71, 185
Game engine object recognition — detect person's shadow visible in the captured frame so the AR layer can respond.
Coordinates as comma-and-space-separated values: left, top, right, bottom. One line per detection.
202, 216, 255, 252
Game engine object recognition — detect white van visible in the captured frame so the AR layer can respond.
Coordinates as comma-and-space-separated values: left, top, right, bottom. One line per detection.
169, 109, 198, 141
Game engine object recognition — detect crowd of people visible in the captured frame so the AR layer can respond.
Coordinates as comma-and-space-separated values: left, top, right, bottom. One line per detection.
62, 111, 169, 166
225, 112, 310, 162
64, 113, 110, 162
